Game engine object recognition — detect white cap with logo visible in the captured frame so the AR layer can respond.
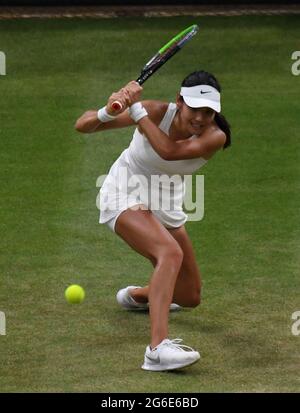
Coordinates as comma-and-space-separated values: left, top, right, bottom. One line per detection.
180, 85, 221, 113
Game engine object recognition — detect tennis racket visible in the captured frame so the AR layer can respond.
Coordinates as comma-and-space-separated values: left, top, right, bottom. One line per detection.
111, 24, 199, 111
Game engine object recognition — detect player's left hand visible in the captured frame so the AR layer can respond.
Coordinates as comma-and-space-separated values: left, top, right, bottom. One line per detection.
123, 81, 143, 106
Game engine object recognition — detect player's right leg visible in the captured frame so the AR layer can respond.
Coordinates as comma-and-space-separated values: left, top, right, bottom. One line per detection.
115, 207, 182, 349
114, 207, 200, 371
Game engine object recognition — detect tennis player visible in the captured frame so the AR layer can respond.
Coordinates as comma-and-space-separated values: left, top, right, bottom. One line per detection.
75, 71, 231, 371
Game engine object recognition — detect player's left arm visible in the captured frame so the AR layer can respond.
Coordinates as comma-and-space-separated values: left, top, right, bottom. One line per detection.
138, 116, 226, 160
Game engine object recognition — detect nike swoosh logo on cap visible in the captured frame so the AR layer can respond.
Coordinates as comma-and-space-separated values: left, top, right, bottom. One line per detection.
200, 90, 211, 94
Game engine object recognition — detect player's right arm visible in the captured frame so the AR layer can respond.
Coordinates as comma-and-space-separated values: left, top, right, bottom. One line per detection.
75, 88, 132, 133
75, 99, 167, 133
75, 109, 135, 133
75, 81, 167, 134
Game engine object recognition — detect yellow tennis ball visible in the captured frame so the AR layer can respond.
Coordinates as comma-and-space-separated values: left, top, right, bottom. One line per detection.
65, 284, 85, 304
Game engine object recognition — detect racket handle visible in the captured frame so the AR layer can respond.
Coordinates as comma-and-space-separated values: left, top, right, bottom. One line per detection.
111, 100, 122, 111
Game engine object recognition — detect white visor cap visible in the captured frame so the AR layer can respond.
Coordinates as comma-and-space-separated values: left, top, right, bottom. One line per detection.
180, 85, 221, 113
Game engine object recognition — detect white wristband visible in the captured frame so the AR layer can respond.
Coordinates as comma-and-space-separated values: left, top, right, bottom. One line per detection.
97, 106, 117, 123
128, 102, 148, 123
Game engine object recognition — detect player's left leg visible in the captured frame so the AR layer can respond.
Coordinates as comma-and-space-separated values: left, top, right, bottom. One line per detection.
131, 225, 201, 308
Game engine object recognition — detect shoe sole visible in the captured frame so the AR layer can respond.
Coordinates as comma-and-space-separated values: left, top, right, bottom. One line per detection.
141, 355, 200, 372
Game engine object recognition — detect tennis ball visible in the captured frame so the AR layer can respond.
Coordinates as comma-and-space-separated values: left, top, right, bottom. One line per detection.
65, 284, 85, 304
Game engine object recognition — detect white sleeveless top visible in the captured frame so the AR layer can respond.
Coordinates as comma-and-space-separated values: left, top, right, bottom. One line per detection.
123, 102, 207, 175
99, 103, 208, 225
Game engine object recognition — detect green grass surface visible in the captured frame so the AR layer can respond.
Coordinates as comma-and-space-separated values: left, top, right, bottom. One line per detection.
0, 15, 299, 392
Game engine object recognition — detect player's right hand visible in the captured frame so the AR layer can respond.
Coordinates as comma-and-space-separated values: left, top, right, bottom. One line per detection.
107, 89, 131, 115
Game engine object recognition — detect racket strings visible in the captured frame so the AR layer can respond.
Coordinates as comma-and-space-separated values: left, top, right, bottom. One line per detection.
142, 26, 198, 74
137, 25, 198, 84
141, 36, 188, 76
161, 30, 195, 59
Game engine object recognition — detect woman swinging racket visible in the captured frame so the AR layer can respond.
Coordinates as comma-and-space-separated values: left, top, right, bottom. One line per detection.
75, 70, 231, 372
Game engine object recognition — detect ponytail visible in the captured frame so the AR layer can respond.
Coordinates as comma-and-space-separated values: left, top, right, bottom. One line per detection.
214, 113, 231, 149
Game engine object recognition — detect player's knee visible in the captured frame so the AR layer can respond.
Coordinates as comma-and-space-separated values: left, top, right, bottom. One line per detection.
187, 293, 201, 308
158, 242, 183, 271
188, 287, 202, 308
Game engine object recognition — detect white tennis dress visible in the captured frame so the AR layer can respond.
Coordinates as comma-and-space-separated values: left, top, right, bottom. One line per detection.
99, 103, 208, 232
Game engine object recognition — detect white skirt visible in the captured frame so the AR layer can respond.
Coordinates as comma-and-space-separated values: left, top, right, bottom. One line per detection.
99, 153, 187, 233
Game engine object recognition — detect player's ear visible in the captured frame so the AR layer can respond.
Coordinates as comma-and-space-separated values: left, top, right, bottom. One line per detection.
176, 92, 183, 109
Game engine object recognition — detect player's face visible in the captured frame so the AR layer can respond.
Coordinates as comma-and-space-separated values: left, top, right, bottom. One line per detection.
177, 97, 216, 135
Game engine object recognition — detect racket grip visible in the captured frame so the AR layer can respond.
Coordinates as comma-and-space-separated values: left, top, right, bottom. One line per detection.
111, 101, 122, 111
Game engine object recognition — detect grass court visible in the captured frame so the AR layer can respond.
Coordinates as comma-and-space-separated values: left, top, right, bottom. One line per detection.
0, 15, 299, 392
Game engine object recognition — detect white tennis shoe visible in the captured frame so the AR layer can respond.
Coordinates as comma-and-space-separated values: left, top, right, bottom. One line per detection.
141, 338, 200, 371
116, 286, 181, 311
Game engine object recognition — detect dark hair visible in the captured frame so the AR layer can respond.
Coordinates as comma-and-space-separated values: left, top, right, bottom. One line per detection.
181, 71, 231, 149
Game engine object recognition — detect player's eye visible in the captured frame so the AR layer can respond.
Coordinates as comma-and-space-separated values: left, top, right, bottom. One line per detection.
205, 108, 214, 116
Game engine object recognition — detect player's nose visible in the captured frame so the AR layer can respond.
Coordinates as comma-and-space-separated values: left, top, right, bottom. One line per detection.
194, 112, 204, 122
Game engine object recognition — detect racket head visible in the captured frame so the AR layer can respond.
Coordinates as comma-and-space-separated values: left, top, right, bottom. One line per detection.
158, 24, 199, 55
137, 24, 199, 85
